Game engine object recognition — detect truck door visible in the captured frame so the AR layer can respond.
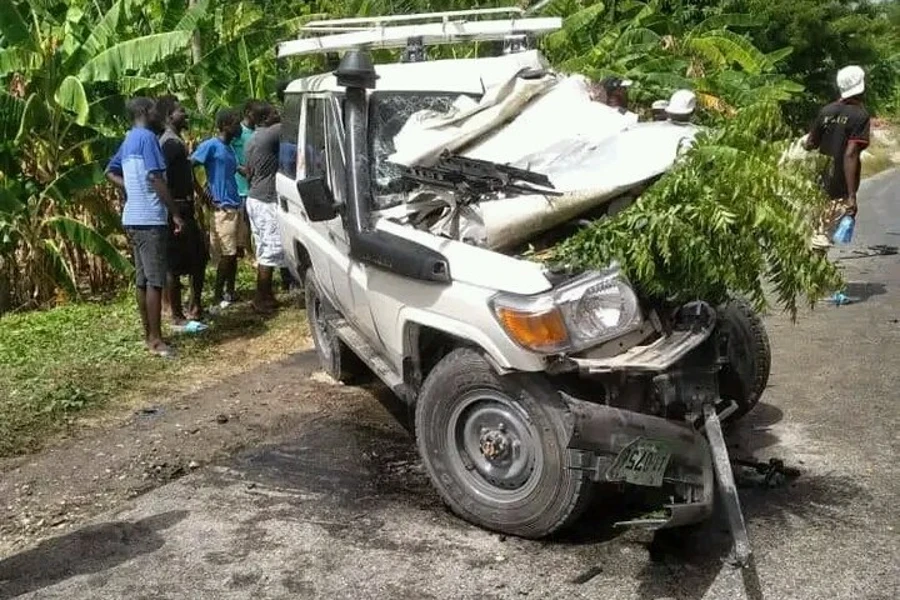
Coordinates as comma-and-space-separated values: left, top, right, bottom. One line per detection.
317, 96, 382, 351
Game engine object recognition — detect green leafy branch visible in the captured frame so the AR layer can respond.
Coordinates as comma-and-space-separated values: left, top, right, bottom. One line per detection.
547, 101, 842, 319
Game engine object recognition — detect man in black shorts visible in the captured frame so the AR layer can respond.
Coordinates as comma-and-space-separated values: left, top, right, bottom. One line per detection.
157, 95, 209, 324
805, 65, 870, 251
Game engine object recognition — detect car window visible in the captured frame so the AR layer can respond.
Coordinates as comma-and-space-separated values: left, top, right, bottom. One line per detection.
324, 97, 346, 205
304, 97, 327, 180
368, 92, 480, 210
279, 93, 302, 178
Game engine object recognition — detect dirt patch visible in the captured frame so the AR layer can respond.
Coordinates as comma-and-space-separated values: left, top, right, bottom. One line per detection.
862, 121, 900, 177
0, 349, 372, 557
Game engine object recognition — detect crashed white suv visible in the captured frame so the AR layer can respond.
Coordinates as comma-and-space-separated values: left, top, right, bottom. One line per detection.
275, 31, 769, 562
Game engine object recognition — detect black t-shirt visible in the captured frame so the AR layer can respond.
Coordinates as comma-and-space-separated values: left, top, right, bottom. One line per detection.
808, 100, 870, 199
245, 123, 281, 203
159, 128, 194, 201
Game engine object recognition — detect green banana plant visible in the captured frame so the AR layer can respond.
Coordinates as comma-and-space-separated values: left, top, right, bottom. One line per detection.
0, 0, 198, 309
538, 0, 801, 115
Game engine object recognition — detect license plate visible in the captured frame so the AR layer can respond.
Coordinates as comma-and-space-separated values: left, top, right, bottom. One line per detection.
606, 438, 672, 488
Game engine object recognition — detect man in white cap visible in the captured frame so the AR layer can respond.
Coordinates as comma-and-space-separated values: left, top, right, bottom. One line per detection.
665, 89, 697, 123
804, 65, 870, 251
651, 99, 669, 121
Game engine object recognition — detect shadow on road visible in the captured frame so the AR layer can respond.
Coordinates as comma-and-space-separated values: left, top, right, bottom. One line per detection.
726, 402, 785, 457
842, 281, 888, 303
632, 469, 869, 600
0, 510, 188, 600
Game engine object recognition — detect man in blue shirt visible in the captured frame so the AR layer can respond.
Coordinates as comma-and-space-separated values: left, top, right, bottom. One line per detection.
106, 97, 184, 358
192, 108, 243, 308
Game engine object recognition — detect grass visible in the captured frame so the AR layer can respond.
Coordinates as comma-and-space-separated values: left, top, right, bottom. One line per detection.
861, 122, 900, 178
0, 263, 310, 458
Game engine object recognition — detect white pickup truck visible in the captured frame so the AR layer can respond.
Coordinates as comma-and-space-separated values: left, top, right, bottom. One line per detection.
272, 8, 769, 565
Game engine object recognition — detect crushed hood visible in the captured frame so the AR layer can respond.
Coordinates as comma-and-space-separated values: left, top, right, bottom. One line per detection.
377, 66, 701, 251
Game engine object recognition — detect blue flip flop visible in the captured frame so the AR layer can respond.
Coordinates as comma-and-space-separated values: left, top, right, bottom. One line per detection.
183, 320, 209, 334
171, 320, 209, 334
827, 292, 853, 306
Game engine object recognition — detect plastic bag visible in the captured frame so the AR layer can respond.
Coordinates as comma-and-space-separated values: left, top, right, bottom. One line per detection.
832, 215, 855, 245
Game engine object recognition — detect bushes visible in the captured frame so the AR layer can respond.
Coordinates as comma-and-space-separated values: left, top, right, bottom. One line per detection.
549, 101, 842, 317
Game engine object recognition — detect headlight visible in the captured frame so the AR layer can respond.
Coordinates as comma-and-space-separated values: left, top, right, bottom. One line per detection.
490, 268, 642, 354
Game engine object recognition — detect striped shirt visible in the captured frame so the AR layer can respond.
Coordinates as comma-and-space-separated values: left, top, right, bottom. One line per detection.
107, 127, 168, 226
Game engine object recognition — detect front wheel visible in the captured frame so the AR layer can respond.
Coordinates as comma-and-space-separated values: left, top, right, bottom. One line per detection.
717, 297, 771, 422
415, 348, 593, 539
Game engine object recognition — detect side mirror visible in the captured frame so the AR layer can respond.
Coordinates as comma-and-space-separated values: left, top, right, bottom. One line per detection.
296, 176, 338, 222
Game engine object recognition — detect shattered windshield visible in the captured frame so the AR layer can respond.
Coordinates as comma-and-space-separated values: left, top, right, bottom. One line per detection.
368, 92, 480, 210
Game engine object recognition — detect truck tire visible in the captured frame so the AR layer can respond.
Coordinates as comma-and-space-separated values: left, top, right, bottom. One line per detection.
415, 348, 593, 539
304, 268, 369, 384
717, 298, 771, 422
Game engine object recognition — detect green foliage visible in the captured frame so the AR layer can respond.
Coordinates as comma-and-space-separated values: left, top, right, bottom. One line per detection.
0, 261, 307, 457
537, 0, 804, 117
548, 101, 842, 318
0, 0, 198, 310
0, 0, 896, 315
660, 0, 900, 123
0, 295, 150, 455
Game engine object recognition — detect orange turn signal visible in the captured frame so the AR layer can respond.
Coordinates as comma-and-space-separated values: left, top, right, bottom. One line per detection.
495, 306, 569, 352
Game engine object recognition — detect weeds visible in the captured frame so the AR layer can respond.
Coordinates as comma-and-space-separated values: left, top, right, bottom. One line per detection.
0, 263, 308, 457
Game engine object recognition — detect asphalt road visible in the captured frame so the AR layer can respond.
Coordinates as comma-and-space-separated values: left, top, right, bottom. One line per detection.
1, 171, 898, 600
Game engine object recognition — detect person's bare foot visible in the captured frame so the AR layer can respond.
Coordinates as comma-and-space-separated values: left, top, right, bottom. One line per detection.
252, 297, 279, 315
148, 340, 177, 358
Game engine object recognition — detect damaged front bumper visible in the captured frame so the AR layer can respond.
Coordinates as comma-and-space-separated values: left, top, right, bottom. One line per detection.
563, 395, 715, 529
556, 301, 721, 529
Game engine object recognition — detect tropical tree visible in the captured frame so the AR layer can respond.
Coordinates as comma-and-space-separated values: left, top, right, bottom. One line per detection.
0, 0, 202, 310
537, 0, 803, 116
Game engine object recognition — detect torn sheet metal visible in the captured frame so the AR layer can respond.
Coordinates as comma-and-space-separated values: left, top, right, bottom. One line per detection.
378, 68, 701, 251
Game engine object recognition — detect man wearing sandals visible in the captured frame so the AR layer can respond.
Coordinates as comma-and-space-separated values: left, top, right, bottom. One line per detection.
244, 104, 285, 313
192, 109, 244, 310
157, 95, 209, 325
106, 98, 184, 358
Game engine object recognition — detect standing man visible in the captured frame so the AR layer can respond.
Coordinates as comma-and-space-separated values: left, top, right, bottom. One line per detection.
805, 65, 870, 251
156, 95, 209, 324
192, 109, 243, 310
106, 97, 184, 358
244, 104, 285, 313
233, 100, 267, 262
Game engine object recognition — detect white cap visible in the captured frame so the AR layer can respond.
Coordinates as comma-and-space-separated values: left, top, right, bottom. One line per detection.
837, 65, 865, 99
652, 99, 669, 110
667, 89, 697, 115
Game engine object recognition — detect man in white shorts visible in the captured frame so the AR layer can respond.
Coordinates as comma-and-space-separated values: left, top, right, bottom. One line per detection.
244, 105, 285, 313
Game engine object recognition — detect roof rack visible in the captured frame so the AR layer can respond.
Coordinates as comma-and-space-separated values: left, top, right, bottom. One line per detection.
276, 7, 562, 59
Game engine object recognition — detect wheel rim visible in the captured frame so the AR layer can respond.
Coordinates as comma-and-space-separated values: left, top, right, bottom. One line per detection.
309, 289, 333, 362
446, 389, 543, 503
